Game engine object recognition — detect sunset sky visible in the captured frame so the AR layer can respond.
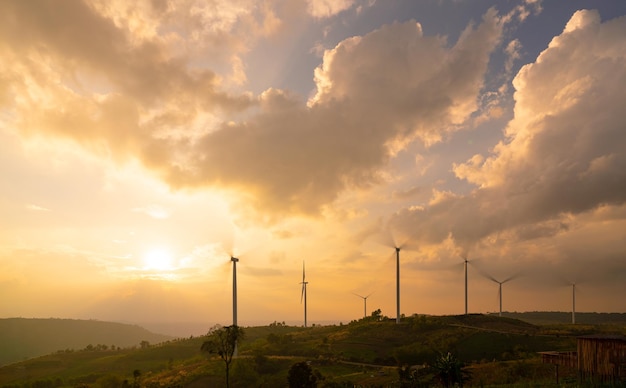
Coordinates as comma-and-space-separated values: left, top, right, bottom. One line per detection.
1, 0, 625, 336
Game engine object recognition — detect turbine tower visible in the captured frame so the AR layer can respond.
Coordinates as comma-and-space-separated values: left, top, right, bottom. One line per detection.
488, 275, 516, 317
231, 256, 239, 326
396, 247, 401, 324
300, 262, 308, 327
230, 256, 239, 357
463, 256, 469, 315
353, 293, 372, 319
572, 283, 576, 325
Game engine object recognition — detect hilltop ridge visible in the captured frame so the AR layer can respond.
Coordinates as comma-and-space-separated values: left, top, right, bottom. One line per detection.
0, 318, 173, 366
1, 313, 625, 387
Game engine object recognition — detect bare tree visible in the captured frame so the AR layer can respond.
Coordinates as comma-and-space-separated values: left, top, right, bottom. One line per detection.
201, 324, 245, 388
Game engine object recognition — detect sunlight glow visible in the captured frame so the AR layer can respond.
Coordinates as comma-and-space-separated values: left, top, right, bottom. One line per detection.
142, 248, 174, 271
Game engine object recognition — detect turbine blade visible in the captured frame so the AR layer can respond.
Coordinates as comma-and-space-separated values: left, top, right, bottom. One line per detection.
401, 239, 420, 252
502, 273, 520, 283
472, 264, 498, 283
301, 284, 305, 303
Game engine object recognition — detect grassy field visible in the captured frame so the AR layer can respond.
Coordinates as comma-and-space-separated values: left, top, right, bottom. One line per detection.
1, 314, 624, 387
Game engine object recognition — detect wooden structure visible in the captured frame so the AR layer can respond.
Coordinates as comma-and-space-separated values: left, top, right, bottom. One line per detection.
541, 335, 626, 384
577, 335, 626, 383
540, 351, 577, 368
539, 351, 577, 384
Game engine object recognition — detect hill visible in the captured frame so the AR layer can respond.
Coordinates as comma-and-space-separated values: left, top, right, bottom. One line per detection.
494, 311, 626, 325
0, 318, 173, 366
1, 314, 624, 387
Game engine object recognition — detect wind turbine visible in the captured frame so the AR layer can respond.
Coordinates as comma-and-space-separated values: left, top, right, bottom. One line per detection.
377, 228, 413, 324
395, 247, 401, 323
231, 256, 239, 326
460, 256, 471, 315
457, 255, 482, 315
571, 283, 576, 325
353, 293, 372, 319
230, 255, 240, 357
300, 262, 308, 327
482, 273, 518, 317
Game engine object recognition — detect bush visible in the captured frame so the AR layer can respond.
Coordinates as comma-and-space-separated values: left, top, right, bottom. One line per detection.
288, 361, 322, 388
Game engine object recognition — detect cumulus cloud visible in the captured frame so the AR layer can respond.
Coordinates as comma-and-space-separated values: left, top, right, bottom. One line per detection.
0, 0, 254, 172
392, 186, 424, 201
504, 39, 522, 74
0, 1, 502, 219
174, 10, 502, 216
307, 0, 355, 18
389, 10, 626, 251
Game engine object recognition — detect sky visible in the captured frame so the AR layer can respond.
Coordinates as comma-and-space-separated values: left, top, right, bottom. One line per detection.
1, 0, 626, 336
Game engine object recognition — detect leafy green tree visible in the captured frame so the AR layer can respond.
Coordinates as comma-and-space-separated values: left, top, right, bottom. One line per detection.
366, 308, 388, 321
287, 361, 322, 388
201, 324, 245, 388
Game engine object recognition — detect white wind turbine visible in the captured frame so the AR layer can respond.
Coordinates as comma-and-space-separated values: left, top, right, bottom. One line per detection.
390, 242, 416, 323
464, 256, 468, 315
231, 256, 239, 326
395, 247, 401, 323
481, 272, 519, 317
353, 293, 372, 319
571, 282, 576, 324
457, 254, 487, 315
460, 255, 474, 315
225, 254, 241, 357
560, 277, 582, 325
300, 262, 308, 327
222, 229, 259, 328
377, 229, 417, 324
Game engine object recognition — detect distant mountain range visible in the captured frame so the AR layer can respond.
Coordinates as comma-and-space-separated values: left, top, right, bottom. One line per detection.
0, 318, 173, 366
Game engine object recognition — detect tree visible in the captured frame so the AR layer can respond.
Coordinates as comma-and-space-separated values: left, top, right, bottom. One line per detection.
432, 352, 469, 387
370, 309, 386, 321
201, 324, 245, 388
132, 369, 141, 388
287, 361, 322, 388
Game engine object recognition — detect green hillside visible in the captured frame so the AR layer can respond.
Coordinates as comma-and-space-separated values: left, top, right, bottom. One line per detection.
1, 314, 624, 387
0, 318, 173, 366
495, 311, 626, 326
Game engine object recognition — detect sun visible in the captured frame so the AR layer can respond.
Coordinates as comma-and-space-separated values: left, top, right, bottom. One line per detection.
142, 248, 174, 271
